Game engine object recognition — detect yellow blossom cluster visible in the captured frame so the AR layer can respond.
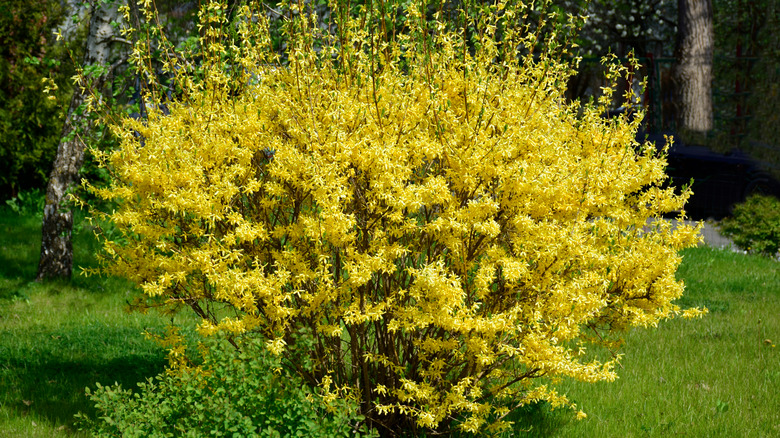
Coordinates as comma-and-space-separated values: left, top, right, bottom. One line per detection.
88, 0, 703, 434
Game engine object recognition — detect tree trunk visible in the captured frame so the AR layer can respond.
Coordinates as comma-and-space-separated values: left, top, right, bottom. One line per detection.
58, 0, 91, 42
675, 0, 715, 134
37, 2, 118, 281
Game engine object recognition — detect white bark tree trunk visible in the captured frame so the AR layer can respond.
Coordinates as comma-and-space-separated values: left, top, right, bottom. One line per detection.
37, 1, 120, 280
58, 0, 91, 42
675, 0, 715, 133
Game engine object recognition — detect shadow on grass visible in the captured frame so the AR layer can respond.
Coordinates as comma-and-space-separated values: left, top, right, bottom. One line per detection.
0, 213, 41, 280
502, 401, 574, 437
0, 208, 182, 434
0, 279, 30, 301
409, 400, 572, 437
0, 208, 119, 292
2, 345, 166, 428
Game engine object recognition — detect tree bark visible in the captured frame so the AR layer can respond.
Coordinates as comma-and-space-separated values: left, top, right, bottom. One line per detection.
37, 1, 118, 280
58, 0, 91, 42
675, 0, 715, 134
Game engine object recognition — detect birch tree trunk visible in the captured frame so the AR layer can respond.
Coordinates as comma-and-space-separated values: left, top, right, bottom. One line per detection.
36, 1, 119, 280
675, 0, 715, 134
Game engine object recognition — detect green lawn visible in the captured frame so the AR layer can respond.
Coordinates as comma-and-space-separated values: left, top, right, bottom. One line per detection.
0, 211, 175, 437
0, 209, 778, 437
517, 247, 780, 437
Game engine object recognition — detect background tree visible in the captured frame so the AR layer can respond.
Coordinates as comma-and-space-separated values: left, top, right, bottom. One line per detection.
36, 0, 198, 280
570, 0, 677, 58
713, 0, 780, 166
674, 0, 715, 135
37, 1, 122, 280
560, 0, 719, 138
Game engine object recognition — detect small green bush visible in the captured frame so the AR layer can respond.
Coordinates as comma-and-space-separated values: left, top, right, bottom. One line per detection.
720, 194, 780, 256
77, 337, 376, 438
4, 188, 45, 216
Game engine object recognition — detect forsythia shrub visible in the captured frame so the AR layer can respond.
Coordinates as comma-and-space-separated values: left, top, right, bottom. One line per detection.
87, 0, 704, 434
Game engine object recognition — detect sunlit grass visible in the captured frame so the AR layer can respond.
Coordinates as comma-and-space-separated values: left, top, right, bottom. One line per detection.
520, 247, 780, 437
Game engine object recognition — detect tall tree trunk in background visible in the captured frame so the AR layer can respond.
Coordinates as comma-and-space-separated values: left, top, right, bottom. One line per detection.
675, 0, 715, 134
37, 2, 118, 280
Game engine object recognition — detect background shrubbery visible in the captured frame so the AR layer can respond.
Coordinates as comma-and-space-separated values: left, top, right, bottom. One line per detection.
721, 194, 780, 257
4, 189, 45, 217
0, 0, 79, 200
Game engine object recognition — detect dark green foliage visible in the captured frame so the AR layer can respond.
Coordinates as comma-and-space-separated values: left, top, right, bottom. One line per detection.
4, 188, 45, 217
0, 0, 79, 200
713, 0, 780, 151
720, 194, 780, 256
77, 337, 377, 438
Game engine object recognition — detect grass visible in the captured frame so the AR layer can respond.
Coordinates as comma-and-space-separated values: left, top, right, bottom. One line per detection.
0, 206, 778, 437
515, 246, 780, 437
0, 209, 183, 437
